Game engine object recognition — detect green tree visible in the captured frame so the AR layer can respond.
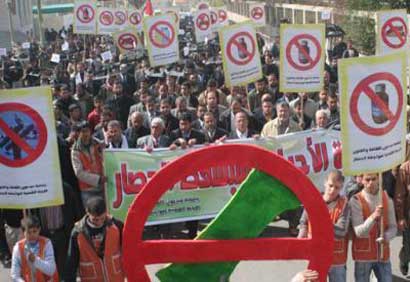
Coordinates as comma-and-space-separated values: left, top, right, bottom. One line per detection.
341, 0, 390, 55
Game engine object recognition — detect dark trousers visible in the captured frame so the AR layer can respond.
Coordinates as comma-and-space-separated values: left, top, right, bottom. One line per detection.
45, 228, 68, 275
400, 227, 410, 265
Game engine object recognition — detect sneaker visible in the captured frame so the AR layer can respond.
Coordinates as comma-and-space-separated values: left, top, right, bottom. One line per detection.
400, 261, 408, 276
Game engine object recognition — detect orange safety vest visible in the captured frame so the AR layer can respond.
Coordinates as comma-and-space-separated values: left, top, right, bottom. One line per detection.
308, 196, 348, 266
352, 191, 390, 262
78, 144, 103, 191
76, 218, 125, 282
18, 236, 59, 282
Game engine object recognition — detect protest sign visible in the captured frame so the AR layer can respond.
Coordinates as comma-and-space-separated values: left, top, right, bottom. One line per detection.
217, 6, 229, 26
144, 14, 179, 67
280, 24, 325, 93
128, 9, 143, 32
194, 9, 212, 43
97, 8, 116, 34
113, 9, 128, 30
339, 51, 407, 175
101, 50, 113, 62
210, 8, 220, 32
104, 129, 341, 224
220, 22, 262, 87
376, 9, 408, 55
0, 87, 64, 209
74, 0, 96, 34
61, 41, 69, 51
249, 3, 266, 27
22, 42, 31, 49
50, 53, 61, 63
0, 48, 7, 56
113, 28, 142, 54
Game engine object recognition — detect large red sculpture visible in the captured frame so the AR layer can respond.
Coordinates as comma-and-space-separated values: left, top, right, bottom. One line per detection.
123, 144, 333, 282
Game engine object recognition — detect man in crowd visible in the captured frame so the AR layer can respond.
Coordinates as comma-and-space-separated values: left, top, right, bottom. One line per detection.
11, 215, 58, 281
64, 197, 124, 282
71, 121, 106, 207
350, 173, 397, 281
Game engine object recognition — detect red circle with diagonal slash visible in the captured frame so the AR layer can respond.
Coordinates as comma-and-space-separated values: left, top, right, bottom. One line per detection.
218, 9, 227, 23
286, 34, 322, 71
115, 11, 127, 25
99, 10, 114, 26
210, 11, 218, 25
0, 103, 47, 167
381, 17, 408, 49
196, 13, 210, 31
129, 11, 142, 25
148, 21, 175, 48
226, 31, 256, 66
350, 72, 403, 136
123, 144, 333, 282
118, 33, 138, 50
251, 6, 264, 20
76, 4, 95, 24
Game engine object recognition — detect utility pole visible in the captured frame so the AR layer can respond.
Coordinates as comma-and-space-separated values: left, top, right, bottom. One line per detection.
6, 0, 15, 45
36, 0, 44, 46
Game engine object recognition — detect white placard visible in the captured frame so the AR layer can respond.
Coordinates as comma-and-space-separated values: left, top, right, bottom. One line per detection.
339, 51, 407, 175
101, 50, 113, 62
280, 24, 326, 93
22, 42, 31, 49
194, 10, 212, 43
0, 48, 7, 56
143, 14, 179, 67
219, 22, 263, 87
50, 53, 61, 63
74, 0, 96, 34
61, 41, 69, 51
376, 9, 408, 55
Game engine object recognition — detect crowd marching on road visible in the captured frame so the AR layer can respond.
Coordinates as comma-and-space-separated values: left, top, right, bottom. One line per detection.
1, 3, 410, 282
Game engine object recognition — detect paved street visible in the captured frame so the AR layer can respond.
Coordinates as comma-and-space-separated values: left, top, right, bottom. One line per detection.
1, 220, 409, 281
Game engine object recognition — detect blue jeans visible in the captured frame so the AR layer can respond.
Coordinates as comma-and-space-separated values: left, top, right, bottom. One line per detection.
354, 261, 392, 282
328, 265, 346, 282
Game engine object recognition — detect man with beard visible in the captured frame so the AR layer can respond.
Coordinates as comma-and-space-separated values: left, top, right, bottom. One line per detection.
124, 112, 150, 148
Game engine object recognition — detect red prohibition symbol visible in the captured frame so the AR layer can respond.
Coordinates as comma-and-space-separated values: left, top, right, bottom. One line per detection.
210, 11, 218, 25
148, 21, 175, 48
196, 13, 210, 31
129, 12, 142, 25
286, 34, 322, 71
115, 11, 127, 25
0, 103, 47, 167
218, 9, 227, 22
251, 6, 264, 20
99, 10, 114, 26
118, 33, 137, 50
122, 144, 333, 282
226, 32, 256, 66
76, 4, 95, 24
381, 17, 408, 49
350, 72, 403, 136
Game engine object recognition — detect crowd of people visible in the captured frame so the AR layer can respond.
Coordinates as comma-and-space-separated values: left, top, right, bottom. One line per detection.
0, 12, 409, 282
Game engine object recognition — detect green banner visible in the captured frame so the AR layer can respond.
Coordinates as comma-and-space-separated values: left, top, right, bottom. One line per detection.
104, 129, 341, 224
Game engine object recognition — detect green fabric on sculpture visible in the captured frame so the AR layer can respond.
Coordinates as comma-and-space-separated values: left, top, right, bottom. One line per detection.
156, 169, 301, 282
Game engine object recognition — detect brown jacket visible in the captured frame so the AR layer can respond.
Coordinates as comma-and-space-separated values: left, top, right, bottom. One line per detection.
394, 142, 410, 224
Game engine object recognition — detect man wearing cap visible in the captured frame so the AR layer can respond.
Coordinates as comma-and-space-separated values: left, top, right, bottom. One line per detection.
71, 121, 106, 207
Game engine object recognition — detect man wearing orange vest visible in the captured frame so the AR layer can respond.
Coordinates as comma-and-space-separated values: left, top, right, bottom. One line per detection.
298, 170, 350, 282
71, 121, 107, 207
64, 196, 125, 282
350, 173, 397, 282
11, 215, 58, 282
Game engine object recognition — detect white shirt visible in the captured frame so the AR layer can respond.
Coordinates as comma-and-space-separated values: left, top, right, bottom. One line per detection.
236, 129, 248, 139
